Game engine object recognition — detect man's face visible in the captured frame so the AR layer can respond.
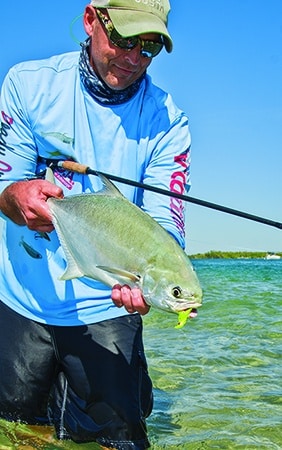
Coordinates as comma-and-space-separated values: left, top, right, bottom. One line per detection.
84, 6, 157, 90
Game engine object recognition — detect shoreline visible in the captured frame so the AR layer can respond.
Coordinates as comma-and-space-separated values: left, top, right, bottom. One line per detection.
189, 251, 282, 259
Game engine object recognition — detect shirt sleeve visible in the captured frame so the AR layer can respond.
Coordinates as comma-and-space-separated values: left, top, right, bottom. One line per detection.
140, 111, 191, 249
0, 66, 39, 192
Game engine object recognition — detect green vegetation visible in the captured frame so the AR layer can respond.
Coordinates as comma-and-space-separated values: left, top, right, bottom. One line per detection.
189, 250, 282, 259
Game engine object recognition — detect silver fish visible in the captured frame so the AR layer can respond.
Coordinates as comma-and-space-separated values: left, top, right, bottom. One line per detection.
19, 237, 42, 259
41, 131, 74, 145
35, 231, 51, 241
48, 175, 203, 328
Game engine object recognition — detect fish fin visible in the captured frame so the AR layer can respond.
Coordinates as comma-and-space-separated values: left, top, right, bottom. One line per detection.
53, 225, 85, 280
96, 173, 125, 198
45, 167, 55, 184
96, 265, 140, 283
59, 261, 85, 280
57, 238, 85, 280
174, 309, 192, 329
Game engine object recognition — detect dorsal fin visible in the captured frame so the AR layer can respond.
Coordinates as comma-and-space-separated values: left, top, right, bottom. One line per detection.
45, 167, 55, 184
96, 173, 125, 198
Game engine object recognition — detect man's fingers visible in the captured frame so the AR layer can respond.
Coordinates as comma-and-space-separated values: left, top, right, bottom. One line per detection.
130, 287, 150, 315
111, 284, 150, 315
111, 284, 123, 307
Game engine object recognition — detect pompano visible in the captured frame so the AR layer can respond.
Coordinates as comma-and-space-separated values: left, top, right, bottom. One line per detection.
47, 175, 203, 328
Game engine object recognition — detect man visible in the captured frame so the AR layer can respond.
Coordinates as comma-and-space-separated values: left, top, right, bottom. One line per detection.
0, 1, 191, 449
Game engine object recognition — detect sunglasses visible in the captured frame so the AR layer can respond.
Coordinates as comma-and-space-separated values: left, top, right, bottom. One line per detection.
96, 8, 164, 58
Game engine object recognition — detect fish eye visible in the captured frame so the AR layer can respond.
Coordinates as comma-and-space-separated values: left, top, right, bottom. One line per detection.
172, 286, 182, 298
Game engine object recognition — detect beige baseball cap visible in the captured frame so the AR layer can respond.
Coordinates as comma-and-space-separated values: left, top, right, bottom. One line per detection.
90, 0, 173, 52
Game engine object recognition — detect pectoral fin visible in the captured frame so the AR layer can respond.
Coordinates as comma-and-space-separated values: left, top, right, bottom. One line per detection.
96, 266, 141, 283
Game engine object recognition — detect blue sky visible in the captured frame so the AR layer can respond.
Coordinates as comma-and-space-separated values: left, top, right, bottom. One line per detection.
1, 1, 281, 254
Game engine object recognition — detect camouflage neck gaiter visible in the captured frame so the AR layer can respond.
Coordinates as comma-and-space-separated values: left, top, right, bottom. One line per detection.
79, 38, 145, 105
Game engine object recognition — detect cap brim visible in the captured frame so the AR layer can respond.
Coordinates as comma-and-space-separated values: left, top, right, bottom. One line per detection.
108, 9, 173, 53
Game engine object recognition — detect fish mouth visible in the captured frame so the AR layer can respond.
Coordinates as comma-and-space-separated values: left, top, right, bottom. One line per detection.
175, 301, 202, 312
174, 301, 202, 320
188, 308, 198, 319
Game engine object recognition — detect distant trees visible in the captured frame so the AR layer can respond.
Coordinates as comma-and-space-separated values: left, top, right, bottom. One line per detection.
189, 250, 282, 259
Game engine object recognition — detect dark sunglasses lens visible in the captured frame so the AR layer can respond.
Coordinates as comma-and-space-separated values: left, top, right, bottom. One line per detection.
141, 41, 163, 58
110, 27, 163, 58
110, 29, 139, 49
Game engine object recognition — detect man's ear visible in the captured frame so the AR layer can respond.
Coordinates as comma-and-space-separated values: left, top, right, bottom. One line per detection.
83, 5, 96, 36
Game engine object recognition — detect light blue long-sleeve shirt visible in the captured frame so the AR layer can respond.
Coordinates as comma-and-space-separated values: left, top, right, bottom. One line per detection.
0, 50, 191, 325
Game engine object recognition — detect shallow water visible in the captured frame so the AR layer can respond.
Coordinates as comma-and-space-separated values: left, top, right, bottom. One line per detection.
145, 259, 282, 449
0, 259, 281, 449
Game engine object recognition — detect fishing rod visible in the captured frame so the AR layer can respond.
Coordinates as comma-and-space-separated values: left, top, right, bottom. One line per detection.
50, 160, 282, 231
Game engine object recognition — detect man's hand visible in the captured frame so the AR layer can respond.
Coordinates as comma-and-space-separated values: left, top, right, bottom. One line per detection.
111, 284, 150, 315
0, 179, 63, 232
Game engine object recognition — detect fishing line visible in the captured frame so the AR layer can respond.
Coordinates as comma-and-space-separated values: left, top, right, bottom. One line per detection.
49, 160, 282, 231
69, 13, 84, 45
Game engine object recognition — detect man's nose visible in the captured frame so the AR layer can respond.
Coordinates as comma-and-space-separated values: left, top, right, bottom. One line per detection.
124, 45, 141, 65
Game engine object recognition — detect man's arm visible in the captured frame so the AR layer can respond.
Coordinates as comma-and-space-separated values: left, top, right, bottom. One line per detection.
0, 179, 63, 232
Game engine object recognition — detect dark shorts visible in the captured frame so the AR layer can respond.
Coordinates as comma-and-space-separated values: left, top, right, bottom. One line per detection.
0, 301, 153, 449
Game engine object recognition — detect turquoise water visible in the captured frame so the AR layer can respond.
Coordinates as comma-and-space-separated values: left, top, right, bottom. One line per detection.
145, 259, 282, 449
0, 259, 281, 449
